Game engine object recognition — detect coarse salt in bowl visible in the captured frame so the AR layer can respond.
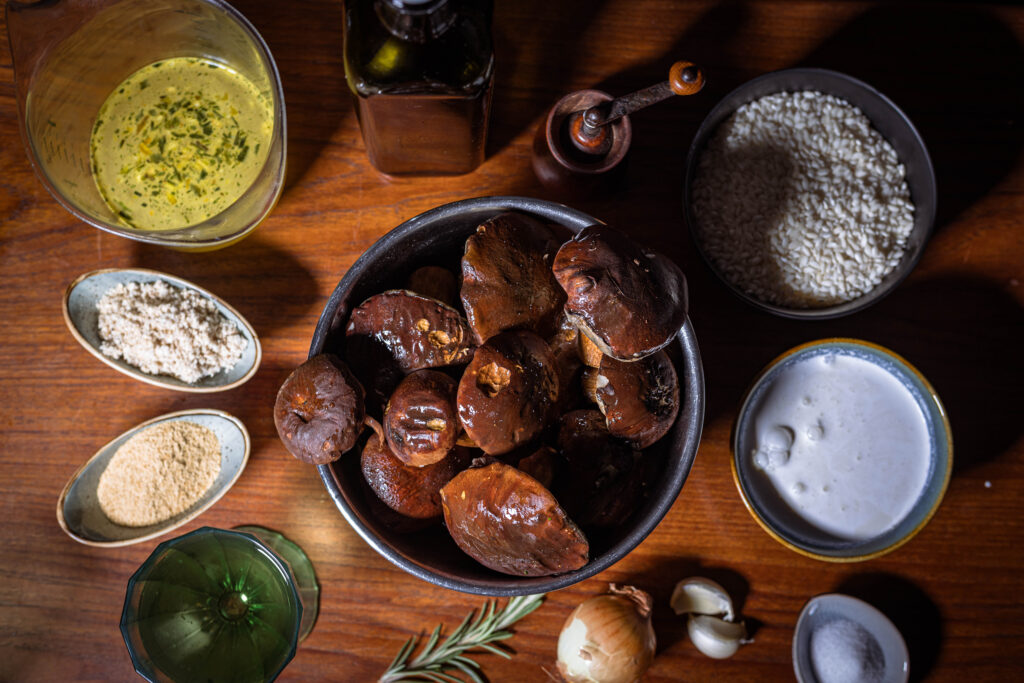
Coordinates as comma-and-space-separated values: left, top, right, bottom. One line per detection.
683, 69, 936, 319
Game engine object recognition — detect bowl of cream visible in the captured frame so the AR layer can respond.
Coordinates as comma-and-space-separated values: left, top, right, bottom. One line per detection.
731, 338, 952, 561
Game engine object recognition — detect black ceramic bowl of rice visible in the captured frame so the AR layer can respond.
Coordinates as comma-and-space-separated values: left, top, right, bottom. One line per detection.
683, 68, 936, 320
308, 196, 705, 596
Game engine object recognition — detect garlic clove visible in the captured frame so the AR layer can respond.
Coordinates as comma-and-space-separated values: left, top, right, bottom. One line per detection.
670, 577, 735, 621
687, 614, 748, 660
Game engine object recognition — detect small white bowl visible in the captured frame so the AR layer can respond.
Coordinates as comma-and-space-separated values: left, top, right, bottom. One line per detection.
63, 268, 261, 392
793, 593, 910, 683
57, 409, 250, 547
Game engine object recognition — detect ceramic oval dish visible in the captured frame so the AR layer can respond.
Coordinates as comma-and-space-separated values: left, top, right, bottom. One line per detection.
62, 268, 261, 392
57, 409, 250, 547
793, 593, 910, 683
731, 338, 952, 561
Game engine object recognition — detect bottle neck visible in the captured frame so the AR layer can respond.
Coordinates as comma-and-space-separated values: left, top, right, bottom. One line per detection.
375, 0, 457, 43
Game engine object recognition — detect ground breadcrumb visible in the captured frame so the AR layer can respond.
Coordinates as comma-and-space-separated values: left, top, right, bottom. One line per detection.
97, 280, 246, 383
97, 420, 221, 527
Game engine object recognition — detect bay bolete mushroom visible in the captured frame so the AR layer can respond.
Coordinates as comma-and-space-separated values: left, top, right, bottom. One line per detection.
456, 329, 559, 455
556, 409, 644, 528
440, 460, 589, 576
591, 350, 680, 448
552, 225, 688, 361
346, 290, 474, 373
460, 212, 566, 344
361, 418, 472, 520
384, 369, 460, 467
274, 353, 366, 465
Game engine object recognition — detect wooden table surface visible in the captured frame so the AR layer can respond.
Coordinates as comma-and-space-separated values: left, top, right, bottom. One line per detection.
2, 1, 1022, 681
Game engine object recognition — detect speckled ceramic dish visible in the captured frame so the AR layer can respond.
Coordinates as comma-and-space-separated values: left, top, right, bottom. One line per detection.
57, 409, 250, 547
731, 338, 952, 561
684, 68, 936, 319
310, 196, 706, 596
793, 593, 910, 683
63, 268, 261, 392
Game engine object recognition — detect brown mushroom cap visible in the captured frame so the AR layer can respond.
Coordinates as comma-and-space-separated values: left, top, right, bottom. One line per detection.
362, 427, 472, 520
552, 225, 688, 361
274, 354, 366, 465
515, 446, 558, 489
556, 409, 644, 528
346, 289, 474, 373
595, 350, 680, 448
456, 330, 559, 455
384, 369, 460, 467
405, 266, 458, 307
440, 461, 589, 576
460, 212, 566, 344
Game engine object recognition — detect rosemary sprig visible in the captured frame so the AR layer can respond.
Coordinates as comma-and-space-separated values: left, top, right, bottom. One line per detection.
379, 593, 546, 683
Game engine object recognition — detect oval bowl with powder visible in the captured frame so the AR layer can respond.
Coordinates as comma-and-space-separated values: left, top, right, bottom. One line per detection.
731, 338, 952, 562
57, 409, 250, 547
683, 68, 936, 319
62, 268, 261, 392
793, 593, 910, 683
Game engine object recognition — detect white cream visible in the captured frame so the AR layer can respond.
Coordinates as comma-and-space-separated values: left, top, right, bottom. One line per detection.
750, 353, 930, 540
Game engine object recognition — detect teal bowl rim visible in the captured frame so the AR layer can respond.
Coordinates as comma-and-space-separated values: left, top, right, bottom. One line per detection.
730, 338, 953, 562
120, 526, 303, 682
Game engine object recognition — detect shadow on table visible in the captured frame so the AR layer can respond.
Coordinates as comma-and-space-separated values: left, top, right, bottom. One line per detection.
798, 3, 1024, 233
488, 0, 612, 159
625, 554, 754, 654
833, 573, 942, 683
230, 0, 350, 192
130, 232, 318, 339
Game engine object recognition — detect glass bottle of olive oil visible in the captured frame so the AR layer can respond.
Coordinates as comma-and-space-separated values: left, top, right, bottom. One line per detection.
344, 0, 494, 176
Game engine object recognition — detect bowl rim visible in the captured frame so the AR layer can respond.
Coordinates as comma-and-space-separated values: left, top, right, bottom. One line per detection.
729, 337, 953, 562
683, 67, 937, 320
310, 195, 706, 595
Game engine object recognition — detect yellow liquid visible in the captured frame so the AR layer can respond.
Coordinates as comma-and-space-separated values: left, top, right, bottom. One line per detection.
90, 57, 273, 230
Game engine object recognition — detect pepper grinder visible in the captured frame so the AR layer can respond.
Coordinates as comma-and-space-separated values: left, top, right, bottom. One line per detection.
532, 61, 705, 197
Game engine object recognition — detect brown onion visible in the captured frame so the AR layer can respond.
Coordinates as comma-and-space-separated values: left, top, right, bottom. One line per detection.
556, 584, 656, 683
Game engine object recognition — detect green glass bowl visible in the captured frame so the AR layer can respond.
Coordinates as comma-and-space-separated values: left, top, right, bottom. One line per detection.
120, 527, 302, 682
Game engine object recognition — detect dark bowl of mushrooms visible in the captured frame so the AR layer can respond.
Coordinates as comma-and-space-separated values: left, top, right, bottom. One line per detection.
276, 196, 705, 596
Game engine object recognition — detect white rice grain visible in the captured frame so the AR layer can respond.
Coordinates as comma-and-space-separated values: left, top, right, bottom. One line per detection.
693, 91, 914, 308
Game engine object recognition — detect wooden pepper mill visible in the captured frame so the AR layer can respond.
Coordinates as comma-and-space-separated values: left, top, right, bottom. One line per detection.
532, 61, 706, 197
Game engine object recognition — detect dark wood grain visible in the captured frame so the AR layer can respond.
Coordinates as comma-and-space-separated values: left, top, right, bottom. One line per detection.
2, 1, 1022, 681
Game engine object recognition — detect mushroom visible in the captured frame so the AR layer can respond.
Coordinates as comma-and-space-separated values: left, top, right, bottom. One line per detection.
405, 266, 458, 307
460, 212, 566, 344
274, 353, 366, 465
515, 445, 558, 489
384, 369, 460, 467
440, 460, 589, 576
456, 330, 559, 455
345, 289, 474, 413
346, 290, 474, 373
556, 409, 644, 528
552, 225, 688, 361
361, 417, 472, 519
592, 350, 680, 448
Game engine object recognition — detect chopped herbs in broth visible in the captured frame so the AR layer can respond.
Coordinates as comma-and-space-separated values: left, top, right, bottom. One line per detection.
90, 57, 273, 230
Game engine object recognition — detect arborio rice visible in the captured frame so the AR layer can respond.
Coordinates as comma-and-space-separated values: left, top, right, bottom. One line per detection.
692, 90, 915, 308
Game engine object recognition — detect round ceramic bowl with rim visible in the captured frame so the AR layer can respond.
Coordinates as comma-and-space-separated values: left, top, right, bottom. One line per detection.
731, 338, 952, 561
683, 68, 936, 319
309, 195, 705, 596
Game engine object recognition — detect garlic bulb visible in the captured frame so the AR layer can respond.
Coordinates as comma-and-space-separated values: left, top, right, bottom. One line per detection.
556, 584, 656, 683
670, 576, 749, 659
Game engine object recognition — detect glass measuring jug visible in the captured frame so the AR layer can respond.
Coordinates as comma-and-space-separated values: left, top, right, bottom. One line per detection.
6, 0, 287, 250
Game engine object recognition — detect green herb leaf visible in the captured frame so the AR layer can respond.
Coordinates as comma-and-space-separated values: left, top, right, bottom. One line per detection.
378, 594, 544, 683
